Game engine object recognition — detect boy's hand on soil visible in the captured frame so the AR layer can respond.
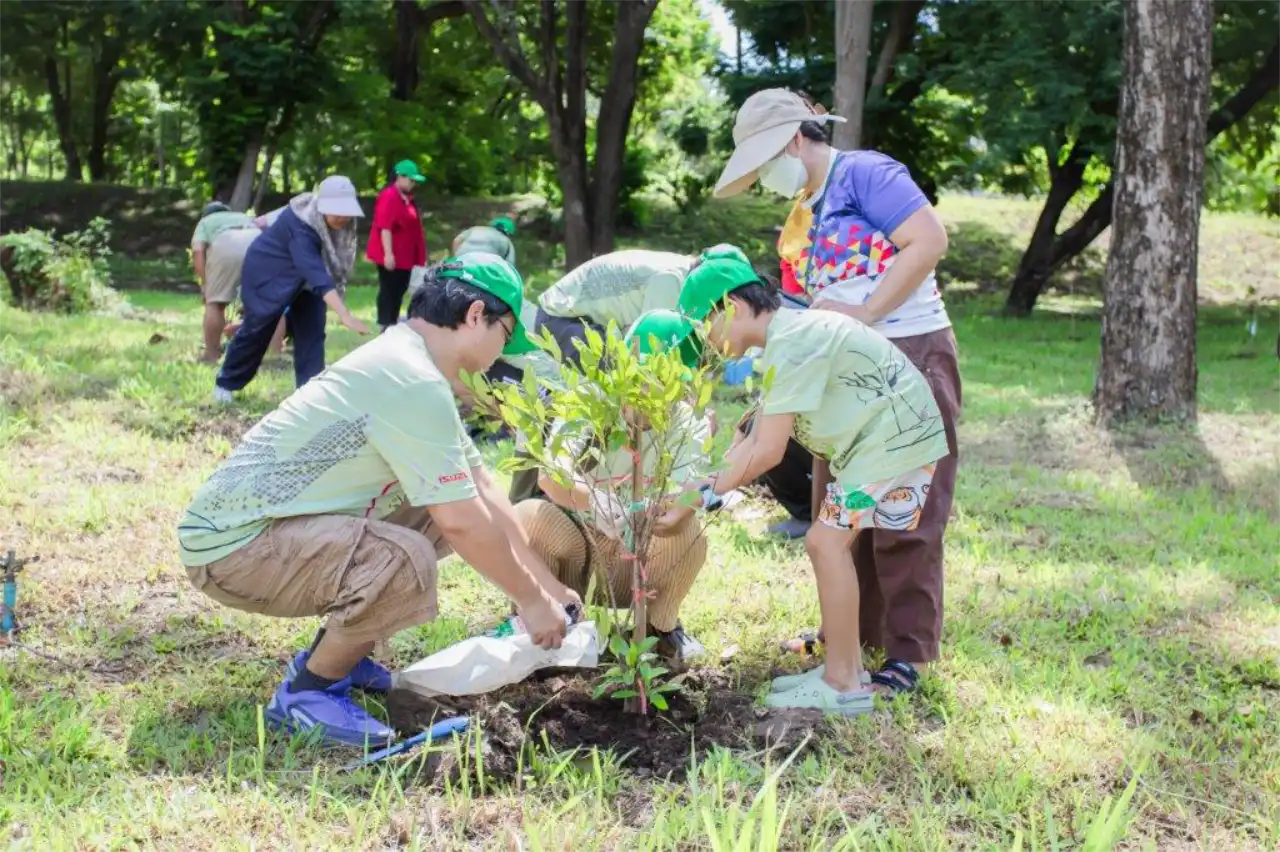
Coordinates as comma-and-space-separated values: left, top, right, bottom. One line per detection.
520, 592, 567, 650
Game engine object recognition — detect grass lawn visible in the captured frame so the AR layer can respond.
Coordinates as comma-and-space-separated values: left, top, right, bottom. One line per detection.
1, 194, 1278, 851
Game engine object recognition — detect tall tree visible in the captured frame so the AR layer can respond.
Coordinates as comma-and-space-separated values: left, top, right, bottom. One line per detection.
465, 0, 658, 269
832, 0, 873, 149
1094, 0, 1212, 424
151, 0, 339, 206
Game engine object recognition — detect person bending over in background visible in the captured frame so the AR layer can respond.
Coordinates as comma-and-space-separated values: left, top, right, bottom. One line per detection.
368, 160, 428, 332
453, 217, 517, 267
677, 249, 949, 714
215, 176, 369, 403
190, 201, 283, 363
179, 253, 578, 747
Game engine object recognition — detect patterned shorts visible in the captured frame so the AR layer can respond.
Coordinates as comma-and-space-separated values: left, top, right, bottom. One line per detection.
817, 464, 936, 532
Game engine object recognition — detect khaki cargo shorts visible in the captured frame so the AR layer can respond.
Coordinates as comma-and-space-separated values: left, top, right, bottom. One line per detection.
184, 504, 449, 645
204, 228, 260, 305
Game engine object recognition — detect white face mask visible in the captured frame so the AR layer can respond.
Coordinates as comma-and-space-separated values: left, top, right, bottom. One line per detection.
758, 153, 808, 198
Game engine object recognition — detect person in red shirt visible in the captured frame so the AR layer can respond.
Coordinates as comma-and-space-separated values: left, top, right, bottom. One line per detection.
367, 159, 428, 329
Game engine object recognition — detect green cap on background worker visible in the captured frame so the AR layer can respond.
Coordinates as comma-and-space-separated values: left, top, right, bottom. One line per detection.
625, 309, 702, 368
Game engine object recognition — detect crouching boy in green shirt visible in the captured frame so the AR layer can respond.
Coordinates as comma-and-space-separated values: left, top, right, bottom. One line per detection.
676, 247, 949, 714
177, 254, 579, 747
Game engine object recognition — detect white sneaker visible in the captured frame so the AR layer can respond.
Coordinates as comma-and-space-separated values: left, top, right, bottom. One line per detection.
213, 386, 234, 405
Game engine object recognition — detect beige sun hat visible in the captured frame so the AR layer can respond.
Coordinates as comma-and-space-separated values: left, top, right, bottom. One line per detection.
714, 89, 846, 199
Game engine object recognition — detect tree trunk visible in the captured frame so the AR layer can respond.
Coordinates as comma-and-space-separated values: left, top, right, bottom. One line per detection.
1004, 142, 1092, 316
44, 56, 81, 182
464, 0, 657, 269
588, 0, 657, 257
227, 134, 263, 211
1094, 0, 1211, 425
88, 55, 123, 182
391, 0, 422, 101
832, 0, 873, 149
1007, 38, 1278, 316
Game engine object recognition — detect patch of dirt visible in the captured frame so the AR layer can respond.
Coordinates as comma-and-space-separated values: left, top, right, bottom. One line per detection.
387, 668, 829, 782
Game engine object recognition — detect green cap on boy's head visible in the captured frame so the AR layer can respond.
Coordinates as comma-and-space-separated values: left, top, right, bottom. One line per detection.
438, 253, 536, 355
625, 309, 703, 368
677, 244, 760, 320
394, 159, 427, 183
490, 217, 516, 236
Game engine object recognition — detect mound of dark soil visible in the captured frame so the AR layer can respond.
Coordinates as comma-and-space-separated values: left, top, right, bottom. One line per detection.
386, 668, 828, 782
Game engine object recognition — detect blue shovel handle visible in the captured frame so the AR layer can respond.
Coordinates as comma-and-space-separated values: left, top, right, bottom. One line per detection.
343, 715, 470, 771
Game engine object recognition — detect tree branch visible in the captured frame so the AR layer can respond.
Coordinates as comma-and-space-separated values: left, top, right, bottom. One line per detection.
464, 0, 554, 110
869, 0, 924, 95
1206, 39, 1279, 139
421, 0, 465, 28
564, 0, 587, 129
540, 0, 561, 107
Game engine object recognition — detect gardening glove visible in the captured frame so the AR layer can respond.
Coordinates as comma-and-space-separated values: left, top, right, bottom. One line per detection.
589, 488, 632, 540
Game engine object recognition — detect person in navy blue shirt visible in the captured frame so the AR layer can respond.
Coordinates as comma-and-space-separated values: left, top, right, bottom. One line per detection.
215, 176, 371, 402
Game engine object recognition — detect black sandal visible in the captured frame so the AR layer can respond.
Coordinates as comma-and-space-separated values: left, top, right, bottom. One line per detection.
870, 659, 920, 696
778, 629, 825, 656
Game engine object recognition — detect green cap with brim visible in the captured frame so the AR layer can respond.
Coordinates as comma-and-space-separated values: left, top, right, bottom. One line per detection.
625, 309, 703, 369
490, 217, 516, 237
438, 253, 537, 355
677, 244, 760, 321
394, 159, 427, 183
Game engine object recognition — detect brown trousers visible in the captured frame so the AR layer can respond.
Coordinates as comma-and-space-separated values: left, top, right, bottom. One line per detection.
516, 499, 707, 632
184, 504, 446, 646
853, 326, 962, 664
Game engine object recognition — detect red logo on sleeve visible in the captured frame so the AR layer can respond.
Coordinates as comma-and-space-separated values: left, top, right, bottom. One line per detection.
438, 471, 469, 484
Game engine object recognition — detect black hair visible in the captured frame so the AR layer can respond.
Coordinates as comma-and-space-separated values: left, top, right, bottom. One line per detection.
407, 264, 511, 328
727, 281, 782, 316
798, 121, 829, 142
793, 90, 830, 143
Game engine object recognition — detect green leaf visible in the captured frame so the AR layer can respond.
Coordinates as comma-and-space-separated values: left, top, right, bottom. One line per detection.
612, 689, 638, 699
650, 693, 669, 711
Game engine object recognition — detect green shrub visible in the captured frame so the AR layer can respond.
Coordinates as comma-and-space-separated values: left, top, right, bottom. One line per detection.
0, 217, 121, 313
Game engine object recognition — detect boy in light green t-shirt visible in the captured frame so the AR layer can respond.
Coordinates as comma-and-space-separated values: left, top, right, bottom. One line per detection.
676, 247, 949, 715
177, 254, 579, 748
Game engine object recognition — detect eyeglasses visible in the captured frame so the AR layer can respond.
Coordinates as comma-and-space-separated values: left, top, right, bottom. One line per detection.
499, 316, 514, 346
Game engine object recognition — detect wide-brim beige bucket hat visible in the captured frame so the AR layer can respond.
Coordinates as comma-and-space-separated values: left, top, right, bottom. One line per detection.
714, 89, 846, 199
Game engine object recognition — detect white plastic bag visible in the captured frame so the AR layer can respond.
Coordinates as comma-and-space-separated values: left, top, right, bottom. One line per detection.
393, 622, 599, 697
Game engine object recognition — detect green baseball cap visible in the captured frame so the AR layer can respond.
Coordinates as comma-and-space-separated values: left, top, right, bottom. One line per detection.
677, 244, 760, 320
393, 159, 426, 183
625, 309, 703, 368
490, 216, 516, 237
438, 253, 536, 355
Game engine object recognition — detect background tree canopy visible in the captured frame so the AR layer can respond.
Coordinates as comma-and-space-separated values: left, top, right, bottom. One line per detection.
0, 0, 1275, 293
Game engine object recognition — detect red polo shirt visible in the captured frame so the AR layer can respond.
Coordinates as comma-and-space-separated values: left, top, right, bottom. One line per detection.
366, 184, 427, 270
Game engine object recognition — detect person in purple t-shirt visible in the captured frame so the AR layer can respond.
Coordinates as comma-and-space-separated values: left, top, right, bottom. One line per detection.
714, 88, 963, 699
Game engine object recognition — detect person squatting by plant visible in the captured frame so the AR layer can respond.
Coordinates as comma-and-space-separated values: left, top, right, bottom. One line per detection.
189, 201, 284, 364
179, 253, 581, 747
715, 89, 962, 696
214, 176, 371, 403
513, 309, 714, 663
367, 160, 428, 332
675, 248, 950, 714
